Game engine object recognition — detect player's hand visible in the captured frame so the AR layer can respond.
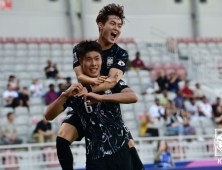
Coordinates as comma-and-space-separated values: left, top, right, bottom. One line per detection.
92, 76, 108, 86
63, 83, 83, 97
83, 93, 103, 105
76, 87, 88, 97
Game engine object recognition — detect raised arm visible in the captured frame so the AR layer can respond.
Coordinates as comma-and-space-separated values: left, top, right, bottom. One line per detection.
83, 87, 138, 105
45, 83, 83, 121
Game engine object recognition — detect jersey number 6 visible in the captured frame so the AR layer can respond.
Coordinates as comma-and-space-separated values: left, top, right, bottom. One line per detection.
84, 100, 93, 113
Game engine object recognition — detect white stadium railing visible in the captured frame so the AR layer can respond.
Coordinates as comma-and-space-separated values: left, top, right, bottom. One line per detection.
0, 135, 214, 170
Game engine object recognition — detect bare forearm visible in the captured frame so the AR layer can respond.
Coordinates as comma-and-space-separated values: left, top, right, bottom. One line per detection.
45, 93, 68, 120
78, 74, 96, 86
91, 78, 117, 93
101, 92, 138, 104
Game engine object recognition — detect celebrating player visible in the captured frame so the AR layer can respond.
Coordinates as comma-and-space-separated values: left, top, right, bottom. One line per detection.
45, 41, 138, 169
50, 3, 144, 170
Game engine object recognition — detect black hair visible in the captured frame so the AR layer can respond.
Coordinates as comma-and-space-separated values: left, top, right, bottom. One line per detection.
78, 41, 102, 60
23, 87, 27, 90
49, 84, 54, 88
96, 3, 125, 31
7, 112, 14, 118
58, 83, 63, 88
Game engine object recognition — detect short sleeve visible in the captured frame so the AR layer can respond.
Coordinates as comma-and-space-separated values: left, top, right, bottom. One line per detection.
73, 45, 81, 68
112, 79, 129, 93
110, 49, 128, 74
63, 97, 73, 111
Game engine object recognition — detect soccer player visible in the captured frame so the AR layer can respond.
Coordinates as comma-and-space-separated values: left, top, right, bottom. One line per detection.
45, 41, 138, 169
55, 3, 144, 170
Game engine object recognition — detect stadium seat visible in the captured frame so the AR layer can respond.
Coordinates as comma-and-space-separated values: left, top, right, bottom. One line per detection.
15, 57, 27, 64
51, 50, 62, 57
140, 77, 151, 85
16, 50, 27, 57
44, 79, 56, 88
126, 43, 137, 50
17, 72, 32, 80
127, 70, 138, 77
3, 49, 15, 57
14, 107, 29, 115
63, 64, 73, 71
27, 57, 39, 64
29, 106, 44, 115
128, 77, 140, 85
14, 64, 27, 72
30, 115, 44, 124
14, 115, 29, 125
122, 111, 135, 121
0, 107, 14, 117
134, 102, 146, 114
144, 95, 155, 102
137, 94, 144, 102
17, 125, 29, 136
39, 50, 50, 57
30, 98, 43, 106
121, 104, 133, 112
131, 85, 142, 94
138, 70, 149, 77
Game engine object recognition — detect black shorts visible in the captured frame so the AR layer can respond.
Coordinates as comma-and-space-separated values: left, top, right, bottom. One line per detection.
62, 112, 85, 141
86, 144, 133, 170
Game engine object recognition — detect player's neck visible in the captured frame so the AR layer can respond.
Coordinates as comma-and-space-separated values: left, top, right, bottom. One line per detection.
97, 37, 114, 51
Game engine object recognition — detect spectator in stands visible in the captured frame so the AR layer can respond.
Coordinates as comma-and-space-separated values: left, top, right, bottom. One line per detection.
149, 98, 165, 120
8, 75, 20, 91
154, 141, 174, 168
57, 83, 64, 96
187, 98, 200, 120
63, 77, 72, 90
165, 101, 184, 136
29, 79, 44, 98
181, 80, 194, 99
160, 89, 168, 107
167, 73, 181, 92
132, 52, 146, 70
173, 90, 185, 110
214, 105, 222, 128
140, 110, 159, 137
44, 59, 62, 79
141, 78, 159, 95
1, 112, 22, 145
125, 59, 133, 71
3, 84, 19, 108
45, 84, 58, 105
194, 83, 204, 100
177, 109, 196, 135
198, 96, 213, 119
212, 97, 221, 115
18, 87, 30, 108
156, 70, 168, 93
32, 117, 55, 143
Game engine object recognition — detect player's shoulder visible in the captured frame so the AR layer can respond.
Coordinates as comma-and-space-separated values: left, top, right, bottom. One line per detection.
72, 43, 79, 53
115, 43, 128, 53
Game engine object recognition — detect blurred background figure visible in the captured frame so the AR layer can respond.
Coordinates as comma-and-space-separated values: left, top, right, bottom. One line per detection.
45, 84, 58, 105
32, 117, 55, 143
1, 112, 22, 145
3, 84, 19, 108
194, 83, 204, 100
8, 75, 20, 91
29, 79, 44, 98
132, 52, 146, 70
44, 59, 62, 79
63, 77, 72, 90
57, 83, 65, 96
154, 141, 174, 169
18, 87, 30, 108
140, 110, 159, 137
181, 80, 194, 99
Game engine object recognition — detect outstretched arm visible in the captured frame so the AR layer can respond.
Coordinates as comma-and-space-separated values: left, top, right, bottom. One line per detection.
45, 83, 83, 121
83, 88, 138, 105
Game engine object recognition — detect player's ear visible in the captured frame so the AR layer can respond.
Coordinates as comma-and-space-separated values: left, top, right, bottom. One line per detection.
98, 22, 103, 31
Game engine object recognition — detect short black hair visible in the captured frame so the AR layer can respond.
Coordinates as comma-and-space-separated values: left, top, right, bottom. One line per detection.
217, 97, 221, 100
7, 112, 14, 118
23, 87, 27, 90
66, 77, 71, 81
49, 84, 54, 88
58, 83, 63, 88
78, 41, 102, 60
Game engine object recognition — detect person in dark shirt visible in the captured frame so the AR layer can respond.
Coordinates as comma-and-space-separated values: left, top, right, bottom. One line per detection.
63, 77, 72, 90
173, 90, 185, 110
44, 59, 62, 79
57, 83, 64, 97
156, 70, 168, 93
53, 4, 144, 170
32, 117, 55, 143
212, 97, 221, 116
45, 41, 142, 170
214, 105, 222, 128
18, 87, 30, 108
168, 73, 181, 92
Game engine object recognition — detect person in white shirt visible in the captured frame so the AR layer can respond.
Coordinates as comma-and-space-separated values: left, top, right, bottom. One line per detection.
29, 79, 44, 97
3, 84, 19, 108
8, 75, 20, 91
198, 96, 213, 119
194, 83, 204, 100
149, 98, 165, 120
186, 98, 199, 119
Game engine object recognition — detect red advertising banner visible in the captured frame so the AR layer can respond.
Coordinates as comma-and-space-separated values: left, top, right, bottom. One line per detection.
0, 0, 12, 10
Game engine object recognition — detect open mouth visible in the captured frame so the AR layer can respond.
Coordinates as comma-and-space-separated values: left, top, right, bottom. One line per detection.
111, 32, 117, 39
89, 68, 98, 73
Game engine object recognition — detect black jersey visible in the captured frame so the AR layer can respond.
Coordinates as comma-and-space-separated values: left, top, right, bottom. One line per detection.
73, 43, 128, 76
63, 80, 130, 160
